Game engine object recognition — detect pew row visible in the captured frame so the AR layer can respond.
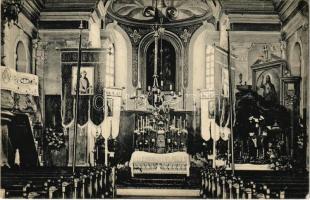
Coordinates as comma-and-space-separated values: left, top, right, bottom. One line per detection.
1, 166, 116, 199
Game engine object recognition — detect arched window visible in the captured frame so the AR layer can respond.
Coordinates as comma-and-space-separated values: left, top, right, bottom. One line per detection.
146, 39, 176, 91
205, 45, 215, 89
103, 39, 115, 87
16, 41, 29, 73
290, 42, 302, 76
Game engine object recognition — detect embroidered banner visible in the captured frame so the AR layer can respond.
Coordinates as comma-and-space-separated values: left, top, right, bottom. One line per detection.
103, 87, 123, 139
0, 67, 39, 96
61, 50, 106, 126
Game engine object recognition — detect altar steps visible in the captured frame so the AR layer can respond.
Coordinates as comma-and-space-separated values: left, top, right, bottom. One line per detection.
116, 188, 201, 198
116, 168, 201, 198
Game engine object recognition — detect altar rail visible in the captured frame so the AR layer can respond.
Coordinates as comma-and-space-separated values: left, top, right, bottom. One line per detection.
1, 166, 116, 199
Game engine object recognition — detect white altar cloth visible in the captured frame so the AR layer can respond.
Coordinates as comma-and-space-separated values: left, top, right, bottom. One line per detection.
129, 151, 190, 177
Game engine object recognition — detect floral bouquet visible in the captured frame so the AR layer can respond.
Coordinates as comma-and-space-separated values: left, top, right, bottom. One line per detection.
45, 128, 65, 151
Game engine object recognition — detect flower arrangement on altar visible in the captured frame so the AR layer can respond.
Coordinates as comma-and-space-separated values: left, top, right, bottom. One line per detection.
133, 101, 188, 153
270, 156, 293, 171
45, 127, 65, 151
249, 115, 265, 129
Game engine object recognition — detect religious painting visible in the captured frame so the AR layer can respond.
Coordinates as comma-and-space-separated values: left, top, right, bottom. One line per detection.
107, 98, 113, 117
251, 60, 288, 107
71, 66, 94, 95
255, 69, 280, 105
146, 39, 176, 91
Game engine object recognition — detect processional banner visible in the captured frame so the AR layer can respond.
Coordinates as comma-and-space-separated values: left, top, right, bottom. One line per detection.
61, 49, 107, 166
103, 88, 122, 139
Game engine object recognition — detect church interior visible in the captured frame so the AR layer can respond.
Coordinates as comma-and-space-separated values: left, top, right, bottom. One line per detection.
1, 0, 309, 199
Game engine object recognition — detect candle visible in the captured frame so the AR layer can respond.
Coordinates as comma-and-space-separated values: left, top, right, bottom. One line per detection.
161, 80, 163, 87
180, 116, 182, 128
142, 117, 145, 129
138, 81, 141, 89
140, 116, 143, 130
169, 84, 173, 91
148, 86, 151, 91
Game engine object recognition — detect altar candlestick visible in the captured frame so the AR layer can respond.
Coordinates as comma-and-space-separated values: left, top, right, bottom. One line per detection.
140, 116, 143, 130
142, 118, 145, 129
180, 116, 182, 128
174, 116, 176, 126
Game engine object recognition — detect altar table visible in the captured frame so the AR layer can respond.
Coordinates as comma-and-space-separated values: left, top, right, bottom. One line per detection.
129, 151, 190, 177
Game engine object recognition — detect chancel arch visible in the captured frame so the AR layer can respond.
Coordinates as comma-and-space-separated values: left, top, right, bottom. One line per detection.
138, 30, 184, 92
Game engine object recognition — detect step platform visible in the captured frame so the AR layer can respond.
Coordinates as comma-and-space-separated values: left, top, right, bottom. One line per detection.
116, 188, 200, 198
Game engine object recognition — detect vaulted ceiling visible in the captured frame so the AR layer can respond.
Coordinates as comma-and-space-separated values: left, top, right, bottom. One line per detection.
21, 0, 298, 27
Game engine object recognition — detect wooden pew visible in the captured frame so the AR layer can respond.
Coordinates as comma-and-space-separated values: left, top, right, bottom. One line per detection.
1, 166, 110, 199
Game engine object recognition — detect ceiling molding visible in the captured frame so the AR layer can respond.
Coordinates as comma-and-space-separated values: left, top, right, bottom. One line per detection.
277, 0, 299, 21
21, 0, 44, 24
40, 12, 91, 21
221, 0, 277, 15
228, 14, 280, 24
283, 11, 308, 39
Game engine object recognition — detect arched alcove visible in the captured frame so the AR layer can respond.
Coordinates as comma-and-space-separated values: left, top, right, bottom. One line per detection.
290, 42, 302, 76
146, 39, 176, 91
139, 31, 184, 92
16, 41, 29, 73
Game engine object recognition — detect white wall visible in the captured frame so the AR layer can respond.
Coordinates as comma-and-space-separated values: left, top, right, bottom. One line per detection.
3, 14, 35, 73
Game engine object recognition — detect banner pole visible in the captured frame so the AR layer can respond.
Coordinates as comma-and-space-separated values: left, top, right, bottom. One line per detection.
72, 21, 83, 175
227, 29, 235, 175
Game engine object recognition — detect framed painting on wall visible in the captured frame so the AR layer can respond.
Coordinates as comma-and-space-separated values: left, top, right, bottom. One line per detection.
251, 60, 287, 106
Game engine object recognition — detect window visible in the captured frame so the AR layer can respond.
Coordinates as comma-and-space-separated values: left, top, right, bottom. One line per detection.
16, 41, 29, 73
105, 41, 115, 87
205, 45, 215, 89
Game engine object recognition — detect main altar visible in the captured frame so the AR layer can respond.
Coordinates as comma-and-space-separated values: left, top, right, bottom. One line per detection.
129, 105, 190, 177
